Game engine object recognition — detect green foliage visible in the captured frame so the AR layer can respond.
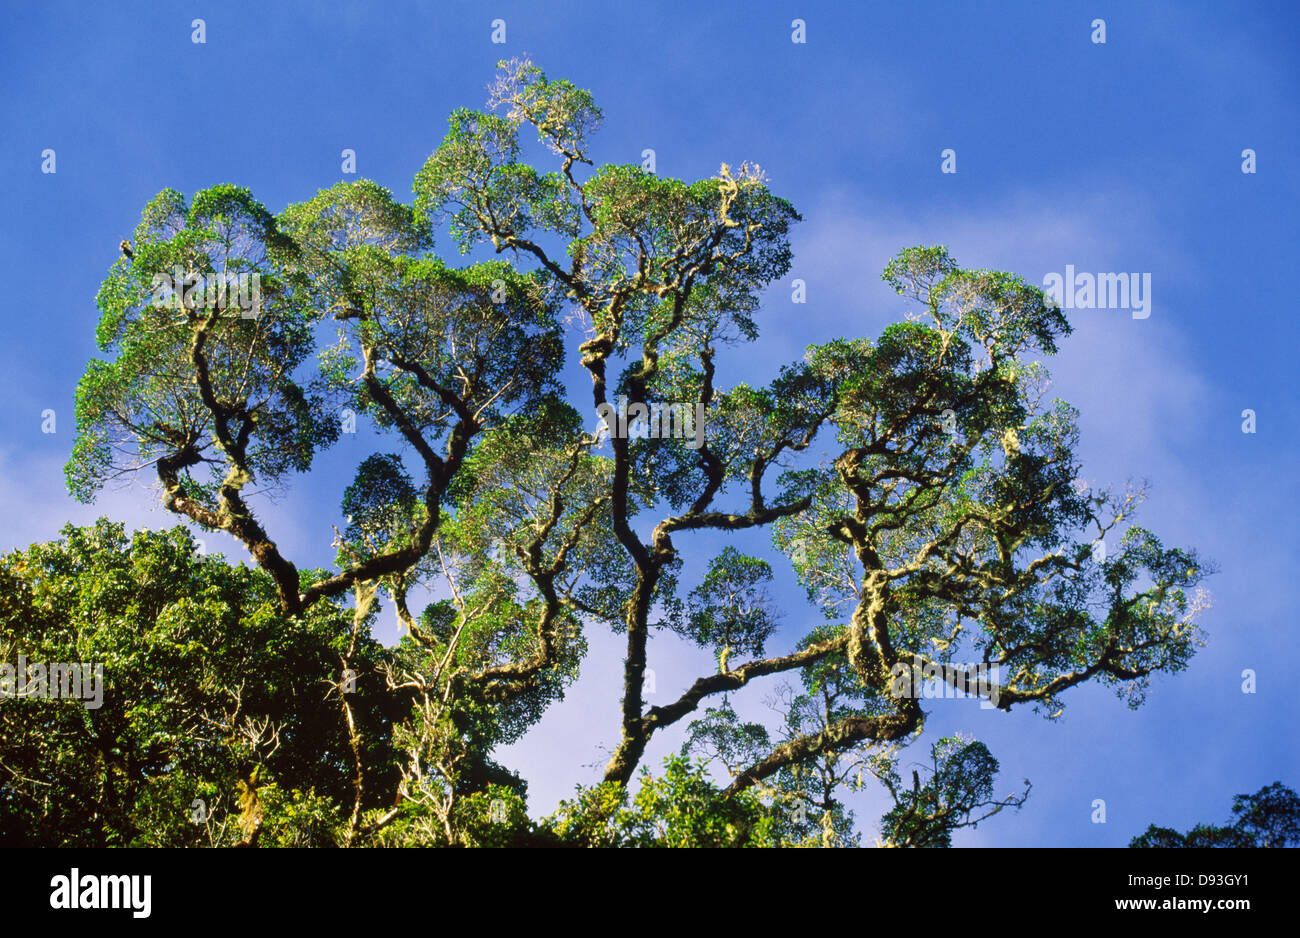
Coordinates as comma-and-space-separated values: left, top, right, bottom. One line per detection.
546, 757, 777, 847
874, 737, 1027, 847
678, 547, 779, 669
681, 697, 769, 764
0, 520, 400, 846
341, 453, 420, 557
70, 185, 336, 505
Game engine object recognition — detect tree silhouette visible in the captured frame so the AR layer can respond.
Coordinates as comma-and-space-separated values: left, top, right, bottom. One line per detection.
1130, 782, 1299, 848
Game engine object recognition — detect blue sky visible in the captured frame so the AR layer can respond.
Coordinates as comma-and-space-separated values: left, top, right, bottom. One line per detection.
1, 0, 1296, 845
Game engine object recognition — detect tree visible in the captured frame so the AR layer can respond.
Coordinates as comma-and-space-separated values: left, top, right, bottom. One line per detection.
54, 57, 1212, 846
1129, 782, 1300, 848
680, 639, 1029, 848
0, 520, 401, 846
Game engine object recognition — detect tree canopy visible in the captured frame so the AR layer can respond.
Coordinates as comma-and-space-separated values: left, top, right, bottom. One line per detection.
18, 57, 1223, 847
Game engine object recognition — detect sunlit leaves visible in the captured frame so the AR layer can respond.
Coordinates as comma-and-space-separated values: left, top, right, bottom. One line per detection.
545, 757, 777, 847
69, 185, 336, 504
